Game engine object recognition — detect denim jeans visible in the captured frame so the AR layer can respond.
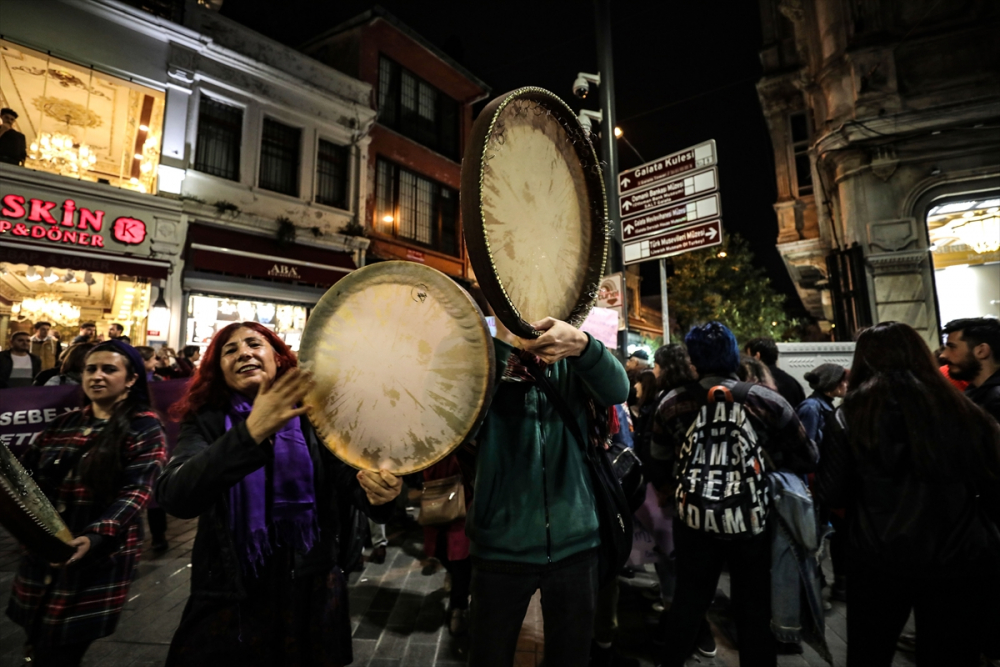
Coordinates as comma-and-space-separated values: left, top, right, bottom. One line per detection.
660, 521, 776, 667
468, 552, 598, 667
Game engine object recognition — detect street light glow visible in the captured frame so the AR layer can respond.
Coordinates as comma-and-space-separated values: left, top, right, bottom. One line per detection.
614, 126, 623, 138
717, 251, 727, 258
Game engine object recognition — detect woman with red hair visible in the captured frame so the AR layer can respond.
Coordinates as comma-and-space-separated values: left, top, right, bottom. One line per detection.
156, 322, 401, 666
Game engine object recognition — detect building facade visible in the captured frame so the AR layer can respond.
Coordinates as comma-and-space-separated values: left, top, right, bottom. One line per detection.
757, 0, 1000, 343
301, 8, 490, 283
1, 0, 374, 351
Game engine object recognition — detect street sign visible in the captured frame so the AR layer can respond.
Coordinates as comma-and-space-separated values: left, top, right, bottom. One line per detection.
617, 140, 717, 196
623, 219, 722, 265
619, 167, 717, 220
622, 192, 721, 242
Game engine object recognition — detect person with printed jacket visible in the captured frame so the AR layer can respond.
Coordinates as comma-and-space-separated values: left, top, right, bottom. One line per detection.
648, 322, 816, 667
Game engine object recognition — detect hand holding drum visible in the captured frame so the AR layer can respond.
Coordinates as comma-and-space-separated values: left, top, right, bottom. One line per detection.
520, 318, 590, 364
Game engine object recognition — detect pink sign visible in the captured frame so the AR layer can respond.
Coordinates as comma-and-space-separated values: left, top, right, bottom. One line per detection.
580, 307, 620, 349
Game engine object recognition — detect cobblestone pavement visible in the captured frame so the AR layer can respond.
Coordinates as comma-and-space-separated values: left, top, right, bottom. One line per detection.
0, 513, 921, 667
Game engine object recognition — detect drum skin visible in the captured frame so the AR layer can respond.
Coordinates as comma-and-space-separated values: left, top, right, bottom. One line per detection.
0, 444, 76, 563
299, 262, 495, 474
462, 87, 609, 339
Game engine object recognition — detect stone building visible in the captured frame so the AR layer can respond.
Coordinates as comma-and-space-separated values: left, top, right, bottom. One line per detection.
756, 0, 1000, 343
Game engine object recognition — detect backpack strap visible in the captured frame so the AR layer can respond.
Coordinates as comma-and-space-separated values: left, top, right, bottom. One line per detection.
729, 381, 755, 404
532, 365, 591, 456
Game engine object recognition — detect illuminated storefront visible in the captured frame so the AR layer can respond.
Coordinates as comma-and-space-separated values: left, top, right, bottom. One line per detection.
0, 167, 181, 347
927, 196, 1000, 326
180, 224, 357, 352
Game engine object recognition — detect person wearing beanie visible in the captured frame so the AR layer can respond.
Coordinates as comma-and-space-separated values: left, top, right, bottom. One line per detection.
796, 363, 849, 605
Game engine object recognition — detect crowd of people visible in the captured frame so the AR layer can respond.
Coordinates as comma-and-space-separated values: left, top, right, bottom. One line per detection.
0, 321, 203, 389
1, 313, 998, 667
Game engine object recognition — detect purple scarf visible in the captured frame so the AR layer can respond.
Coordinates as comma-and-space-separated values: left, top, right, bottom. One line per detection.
225, 394, 318, 575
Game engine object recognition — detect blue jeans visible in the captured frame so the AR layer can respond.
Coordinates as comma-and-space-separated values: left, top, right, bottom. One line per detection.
468, 552, 598, 666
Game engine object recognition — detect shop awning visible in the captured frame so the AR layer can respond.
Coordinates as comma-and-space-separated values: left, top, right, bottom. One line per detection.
186, 224, 356, 286
0, 240, 171, 279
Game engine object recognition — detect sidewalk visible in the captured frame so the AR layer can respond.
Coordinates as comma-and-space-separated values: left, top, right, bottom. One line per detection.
0, 515, 920, 667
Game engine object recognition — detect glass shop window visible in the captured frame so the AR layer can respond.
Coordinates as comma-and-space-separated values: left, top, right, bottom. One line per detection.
0, 39, 165, 194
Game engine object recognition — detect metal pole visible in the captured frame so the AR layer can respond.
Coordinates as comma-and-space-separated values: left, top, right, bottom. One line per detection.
659, 259, 670, 342
594, 0, 627, 360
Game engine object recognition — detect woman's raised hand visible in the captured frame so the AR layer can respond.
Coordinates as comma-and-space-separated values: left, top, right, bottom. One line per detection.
245, 367, 314, 444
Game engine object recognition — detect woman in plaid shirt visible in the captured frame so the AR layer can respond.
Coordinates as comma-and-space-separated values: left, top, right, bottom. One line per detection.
6, 340, 167, 666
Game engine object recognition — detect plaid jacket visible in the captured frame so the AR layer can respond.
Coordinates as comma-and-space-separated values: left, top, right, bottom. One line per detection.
6, 406, 166, 646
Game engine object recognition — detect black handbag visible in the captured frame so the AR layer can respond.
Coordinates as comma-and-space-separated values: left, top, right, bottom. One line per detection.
533, 369, 634, 588
607, 442, 646, 514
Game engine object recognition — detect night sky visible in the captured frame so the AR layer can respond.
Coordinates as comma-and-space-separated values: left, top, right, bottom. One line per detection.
221, 0, 802, 312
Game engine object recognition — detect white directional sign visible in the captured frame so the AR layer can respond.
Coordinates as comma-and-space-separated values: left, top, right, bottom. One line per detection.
618, 140, 717, 196
620, 168, 717, 220
622, 192, 721, 242
623, 219, 723, 265
618, 140, 722, 260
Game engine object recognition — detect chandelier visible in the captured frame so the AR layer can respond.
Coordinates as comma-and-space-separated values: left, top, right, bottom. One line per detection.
29, 132, 98, 176
954, 215, 1000, 254
15, 296, 82, 327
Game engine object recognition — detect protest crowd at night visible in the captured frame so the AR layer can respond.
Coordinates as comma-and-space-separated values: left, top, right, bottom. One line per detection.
1, 1, 999, 666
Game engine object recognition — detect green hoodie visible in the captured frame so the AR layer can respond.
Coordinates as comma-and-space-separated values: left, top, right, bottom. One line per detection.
467, 334, 630, 565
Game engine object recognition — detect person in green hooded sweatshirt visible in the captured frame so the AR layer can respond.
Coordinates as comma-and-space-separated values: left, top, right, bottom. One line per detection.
466, 315, 629, 667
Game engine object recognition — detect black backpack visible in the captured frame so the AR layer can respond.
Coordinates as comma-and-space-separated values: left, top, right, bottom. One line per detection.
674, 382, 769, 540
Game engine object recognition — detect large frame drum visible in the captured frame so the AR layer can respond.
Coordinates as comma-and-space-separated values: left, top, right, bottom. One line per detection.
0, 444, 75, 563
299, 262, 495, 474
461, 87, 609, 338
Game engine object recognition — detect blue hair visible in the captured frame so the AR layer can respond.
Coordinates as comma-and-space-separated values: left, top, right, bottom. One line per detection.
684, 322, 740, 377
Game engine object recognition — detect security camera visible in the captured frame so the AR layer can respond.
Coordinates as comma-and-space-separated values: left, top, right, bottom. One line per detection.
572, 72, 601, 99
577, 109, 603, 138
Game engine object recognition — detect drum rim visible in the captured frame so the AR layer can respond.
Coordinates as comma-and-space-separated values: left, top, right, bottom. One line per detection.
299, 261, 496, 474
0, 445, 76, 563
461, 86, 609, 339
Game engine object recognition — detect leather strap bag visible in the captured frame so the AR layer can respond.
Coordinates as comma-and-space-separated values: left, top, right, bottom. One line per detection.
532, 366, 634, 588
418, 475, 467, 526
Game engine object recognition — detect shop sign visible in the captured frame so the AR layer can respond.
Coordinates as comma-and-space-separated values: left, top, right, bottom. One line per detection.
0, 184, 155, 257
267, 263, 302, 279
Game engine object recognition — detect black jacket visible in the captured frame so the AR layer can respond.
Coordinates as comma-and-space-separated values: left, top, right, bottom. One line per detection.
816, 406, 1000, 575
0, 350, 41, 388
769, 363, 806, 408
0, 128, 27, 165
967, 369, 1000, 424
155, 407, 392, 601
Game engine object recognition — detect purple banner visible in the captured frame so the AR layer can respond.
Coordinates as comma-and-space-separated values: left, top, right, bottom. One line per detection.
0, 379, 190, 456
